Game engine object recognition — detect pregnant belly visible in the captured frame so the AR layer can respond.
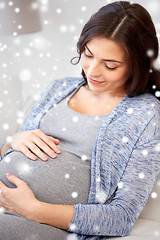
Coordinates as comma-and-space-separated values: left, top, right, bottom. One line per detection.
0, 151, 90, 205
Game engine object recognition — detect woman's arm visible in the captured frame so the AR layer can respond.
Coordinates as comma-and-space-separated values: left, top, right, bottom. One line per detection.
0, 173, 74, 230
0, 143, 11, 159
32, 202, 74, 230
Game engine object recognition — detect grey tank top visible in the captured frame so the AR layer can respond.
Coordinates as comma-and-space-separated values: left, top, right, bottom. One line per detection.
38, 87, 108, 204
0, 86, 109, 207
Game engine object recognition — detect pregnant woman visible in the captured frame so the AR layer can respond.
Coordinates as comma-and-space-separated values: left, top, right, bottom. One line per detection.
0, 1, 160, 240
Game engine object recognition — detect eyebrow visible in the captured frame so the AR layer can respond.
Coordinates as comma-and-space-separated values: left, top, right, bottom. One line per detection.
85, 45, 123, 64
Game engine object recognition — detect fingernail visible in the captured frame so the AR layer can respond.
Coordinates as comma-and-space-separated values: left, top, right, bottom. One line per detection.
6, 173, 11, 177
42, 155, 48, 161
50, 153, 57, 158
57, 150, 61, 154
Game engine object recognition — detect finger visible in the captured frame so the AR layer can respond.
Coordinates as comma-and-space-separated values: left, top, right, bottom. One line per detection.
20, 145, 38, 161
36, 129, 60, 144
6, 173, 24, 187
36, 130, 61, 154
33, 137, 58, 159
27, 142, 48, 161
49, 137, 60, 144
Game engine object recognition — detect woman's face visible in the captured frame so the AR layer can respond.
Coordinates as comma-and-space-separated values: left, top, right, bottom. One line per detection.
81, 36, 130, 96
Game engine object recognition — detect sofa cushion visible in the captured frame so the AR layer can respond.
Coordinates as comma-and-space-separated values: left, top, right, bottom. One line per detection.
110, 219, 160, 240
139, 173, 160, 222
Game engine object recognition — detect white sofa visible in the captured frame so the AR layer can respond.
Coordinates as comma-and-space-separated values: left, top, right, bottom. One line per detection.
112, 173, 160, 240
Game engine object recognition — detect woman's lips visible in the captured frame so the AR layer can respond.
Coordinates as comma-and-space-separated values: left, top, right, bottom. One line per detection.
88, 76, 105, 85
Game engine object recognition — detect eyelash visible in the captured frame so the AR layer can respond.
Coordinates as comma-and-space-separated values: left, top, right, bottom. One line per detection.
84, 52, 117, 71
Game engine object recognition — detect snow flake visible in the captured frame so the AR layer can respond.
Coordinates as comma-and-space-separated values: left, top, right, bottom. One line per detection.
62, 127, 66, 132
56, 8, 62, 14
18, 163, 31, 174
13, 32, 18, 37
31, 2, 39, 10
152, 85, 156, 89
157, 181, 160, 187
153, 59, 160, 70
4, 156, 11, 163
19, 69, 32, 82
14, 37, 21, 45
53, 65, 57, 70
118, 182, 124, 188
79, 19, 84, 24
60, 25, 67, 33
3, 123, 9, 130
17, 111, 24, 118
142, 149, 148, 156
2, 63, 7, 68
151, 192, 158, 199
146, 49, 154, 57
17, 118, 23, 124
4, 90, 8, 95
122, 136, 128, 143
65, 174, 70, 179
69, 25, 76, 32
15, 7, 20, 13
81, 155, 88, 161
96, 177, 101, 183
0, 207, 5, 214
0, 101, 3, 108
127, 108, 134, 114
139, 172, 145, 179
0, 2, 5, 9
96, 190, 107, 203
94, 225, 100, 232
72, 192, 78, 198
69, 223, 76, 231
72, 116, 79, 123
8, 2, 13, 6
155, 91, 160, 97
155, 143, 160, 152
33, 37, 48, 51
67, 233, 78, 240
94, 116, 99, 120
154, 231, 160, 237
24, 48, 32, 56
46, 52, 51, 57
18, 25, 22, 30
43, 20, 48, 25
6, 136, 13, 143
33, 94, 40, 101
81, 6, 87, 12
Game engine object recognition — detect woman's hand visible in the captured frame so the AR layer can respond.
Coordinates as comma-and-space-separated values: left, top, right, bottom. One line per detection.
11, 129, 61, 161
0, 173, 39, 218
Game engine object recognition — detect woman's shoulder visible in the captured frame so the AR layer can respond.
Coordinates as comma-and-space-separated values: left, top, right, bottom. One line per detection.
125, 93, 160, 115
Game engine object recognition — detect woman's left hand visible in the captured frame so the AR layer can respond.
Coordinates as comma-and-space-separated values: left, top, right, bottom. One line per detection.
0, 173, 39, 218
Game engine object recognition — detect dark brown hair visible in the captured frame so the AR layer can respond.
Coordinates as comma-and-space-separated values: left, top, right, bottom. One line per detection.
71, 1, 160, 99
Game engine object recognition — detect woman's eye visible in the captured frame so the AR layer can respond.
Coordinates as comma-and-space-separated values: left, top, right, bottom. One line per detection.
105, 65, 117, 71
84, 52, 93, 58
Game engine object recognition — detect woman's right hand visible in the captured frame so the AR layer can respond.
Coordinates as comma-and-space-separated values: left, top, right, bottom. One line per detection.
10, 129, 61, 161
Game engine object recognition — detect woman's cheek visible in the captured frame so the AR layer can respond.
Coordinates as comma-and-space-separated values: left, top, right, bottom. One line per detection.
81, 55, 88, 70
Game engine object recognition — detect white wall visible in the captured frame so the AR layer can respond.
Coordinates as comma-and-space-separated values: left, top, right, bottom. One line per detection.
0, 0, 160, 144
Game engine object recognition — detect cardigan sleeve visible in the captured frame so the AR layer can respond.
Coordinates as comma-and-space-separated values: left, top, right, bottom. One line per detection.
68, 110, 160, 237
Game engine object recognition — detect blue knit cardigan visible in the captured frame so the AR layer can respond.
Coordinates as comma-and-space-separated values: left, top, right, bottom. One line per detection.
1, 77, 160, 239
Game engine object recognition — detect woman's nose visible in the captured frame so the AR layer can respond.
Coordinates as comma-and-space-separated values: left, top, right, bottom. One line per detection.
87, 61, 101, 77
